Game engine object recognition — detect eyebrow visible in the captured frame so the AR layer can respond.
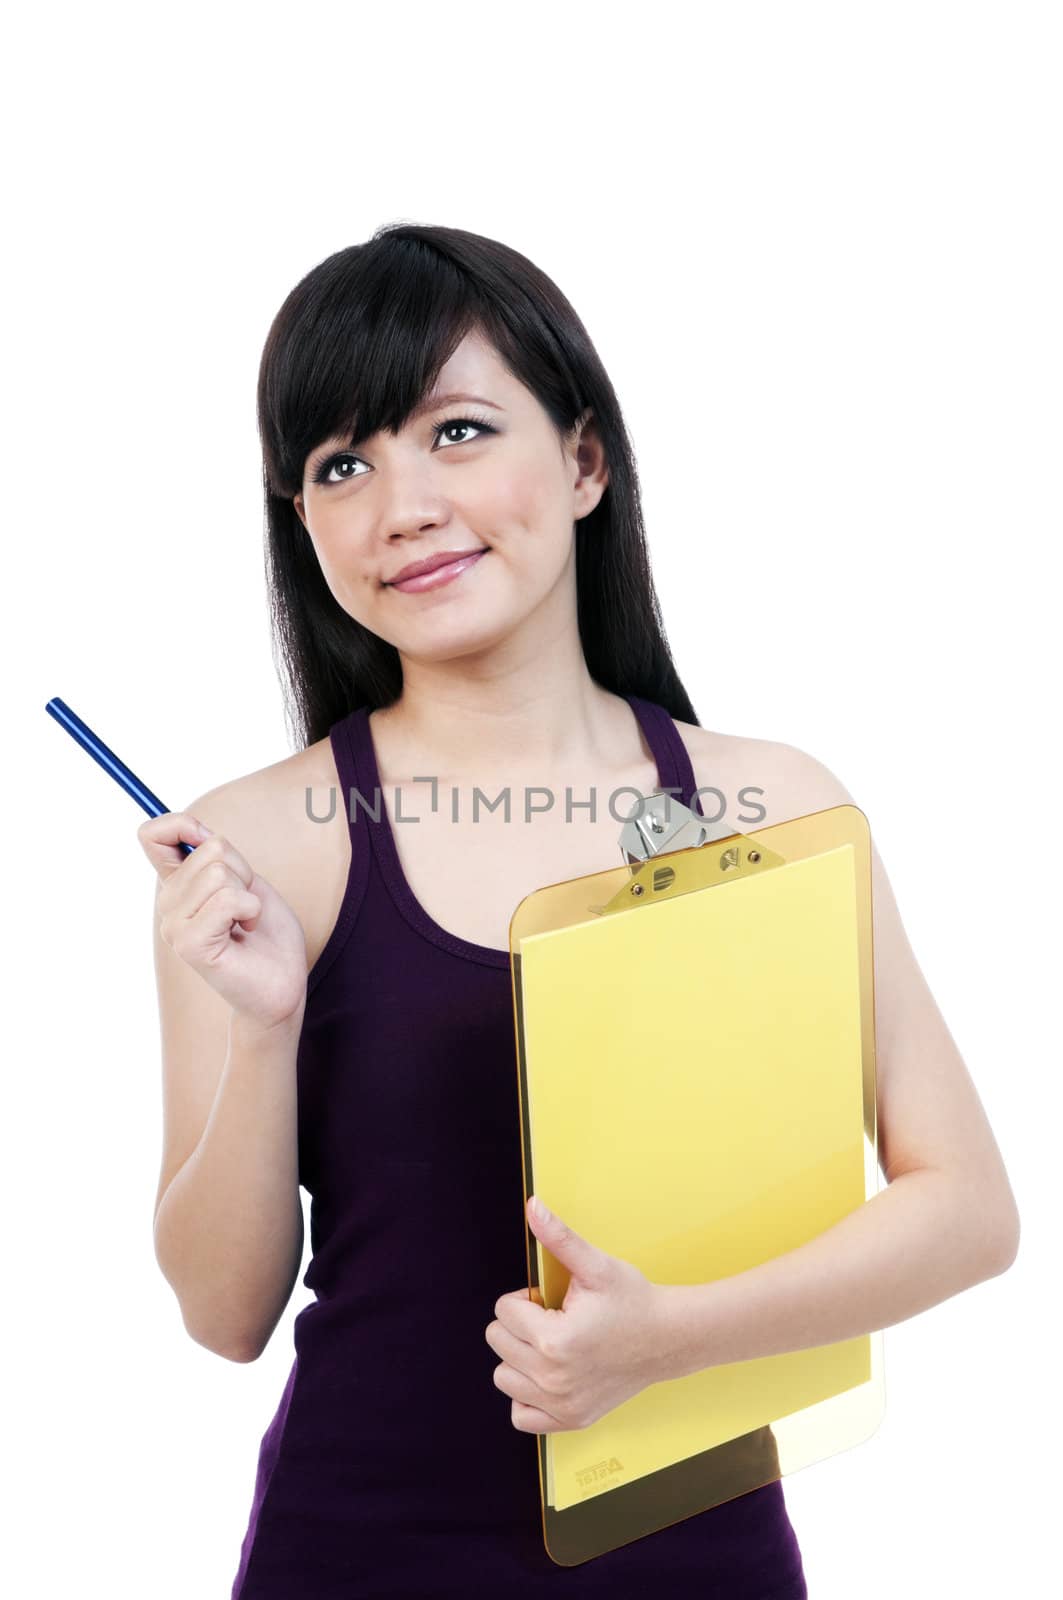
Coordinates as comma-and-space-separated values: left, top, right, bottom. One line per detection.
413, 391, 504, 418
313, 393, 505, 464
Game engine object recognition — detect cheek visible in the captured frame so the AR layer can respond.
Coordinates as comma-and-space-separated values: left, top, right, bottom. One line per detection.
481, 456, 567, 541
309, 508, 371, 577
305, 508, 343, 563
309, 538, 348, 599
307, 527, 376, 617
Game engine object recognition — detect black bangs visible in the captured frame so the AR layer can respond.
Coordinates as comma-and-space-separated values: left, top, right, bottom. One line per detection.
257, 233, 485, 499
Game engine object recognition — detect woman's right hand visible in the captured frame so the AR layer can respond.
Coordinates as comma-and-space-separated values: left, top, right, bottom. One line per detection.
137, 812, 309, 1032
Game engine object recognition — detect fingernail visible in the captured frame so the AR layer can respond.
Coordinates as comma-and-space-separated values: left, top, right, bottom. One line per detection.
530, 1195, 549, 1222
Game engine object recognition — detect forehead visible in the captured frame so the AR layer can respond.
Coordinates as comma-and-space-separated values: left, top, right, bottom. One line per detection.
407, 331, 527, 424
431, 328, 513, 392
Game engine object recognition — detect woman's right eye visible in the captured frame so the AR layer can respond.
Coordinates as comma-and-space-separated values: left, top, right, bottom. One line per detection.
313, 452, 366, 486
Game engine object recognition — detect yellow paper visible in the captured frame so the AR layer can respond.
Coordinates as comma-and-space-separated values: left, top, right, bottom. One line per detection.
521, 844, 869, 1510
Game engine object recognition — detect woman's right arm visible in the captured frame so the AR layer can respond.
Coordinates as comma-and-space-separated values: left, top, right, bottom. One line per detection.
141, 796, 310, 1363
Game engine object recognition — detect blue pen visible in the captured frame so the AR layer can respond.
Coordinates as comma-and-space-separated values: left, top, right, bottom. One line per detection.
45, 696, 198, 857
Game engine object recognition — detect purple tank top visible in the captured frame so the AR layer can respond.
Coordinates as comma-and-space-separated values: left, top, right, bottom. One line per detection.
230, 693, 808, 1598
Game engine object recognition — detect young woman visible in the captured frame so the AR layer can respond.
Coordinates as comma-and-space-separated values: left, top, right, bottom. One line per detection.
139, 223, 1020, 1598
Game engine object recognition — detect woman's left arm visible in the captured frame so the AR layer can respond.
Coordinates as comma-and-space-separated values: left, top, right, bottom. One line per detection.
653, 743, 1021, 1385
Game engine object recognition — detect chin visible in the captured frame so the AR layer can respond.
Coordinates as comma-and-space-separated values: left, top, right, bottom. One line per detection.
400, 610, 523, 661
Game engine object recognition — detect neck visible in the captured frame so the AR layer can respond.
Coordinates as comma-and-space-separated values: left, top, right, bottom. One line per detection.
372, 634, 640, 788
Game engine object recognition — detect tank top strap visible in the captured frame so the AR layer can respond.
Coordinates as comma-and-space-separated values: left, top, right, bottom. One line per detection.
622, 692, 706, 819
328, 704, 366, 816
329, 703, 387, 851
305, 706, 375, 997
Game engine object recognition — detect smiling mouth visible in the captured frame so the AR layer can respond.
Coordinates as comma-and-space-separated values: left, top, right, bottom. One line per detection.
384, 548, 489, 593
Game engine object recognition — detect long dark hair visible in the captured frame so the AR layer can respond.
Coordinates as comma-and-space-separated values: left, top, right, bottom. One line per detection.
256, 222, 700, 747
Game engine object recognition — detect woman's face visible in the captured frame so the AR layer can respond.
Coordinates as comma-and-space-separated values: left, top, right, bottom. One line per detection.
293, 330, 608, 665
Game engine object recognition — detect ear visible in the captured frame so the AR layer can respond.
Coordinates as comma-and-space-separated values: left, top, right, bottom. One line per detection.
572, 408, 609, 520
293, 492, 308, 531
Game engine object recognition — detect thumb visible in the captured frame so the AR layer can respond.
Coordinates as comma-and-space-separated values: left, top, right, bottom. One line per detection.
526, 1195, 606, 1287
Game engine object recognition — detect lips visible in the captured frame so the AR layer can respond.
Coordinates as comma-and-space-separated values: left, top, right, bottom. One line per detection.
385, 548, 489, 593
385, 548, 487, 585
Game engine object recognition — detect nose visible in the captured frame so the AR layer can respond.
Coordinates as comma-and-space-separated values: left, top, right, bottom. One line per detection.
375, 460, 452, 545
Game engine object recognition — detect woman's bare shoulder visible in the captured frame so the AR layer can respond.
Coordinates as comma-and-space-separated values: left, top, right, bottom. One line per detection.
182, 736, 335, 853
669, 716, 855, 830
180, 735, 347, 966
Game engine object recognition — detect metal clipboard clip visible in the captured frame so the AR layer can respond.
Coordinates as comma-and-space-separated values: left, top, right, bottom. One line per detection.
581, 794, 787, 919
616, 791, 745, 864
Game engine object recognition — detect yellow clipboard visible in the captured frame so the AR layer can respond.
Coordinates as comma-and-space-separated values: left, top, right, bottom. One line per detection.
507, 798, 883, 1566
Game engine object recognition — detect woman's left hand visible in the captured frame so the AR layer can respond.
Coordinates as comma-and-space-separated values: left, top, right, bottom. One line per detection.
484, 1196, 667, 1434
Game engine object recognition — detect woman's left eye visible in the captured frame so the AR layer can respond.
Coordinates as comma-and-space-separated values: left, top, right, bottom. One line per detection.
433, 415, 496, 448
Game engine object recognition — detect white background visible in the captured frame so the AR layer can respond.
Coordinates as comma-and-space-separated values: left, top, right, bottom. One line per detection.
6, 2, 1059, 1595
